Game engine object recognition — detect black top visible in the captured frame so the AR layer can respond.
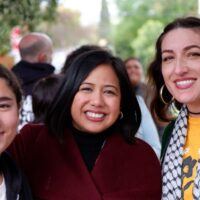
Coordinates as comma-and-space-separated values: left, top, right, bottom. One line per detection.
12, 60, 55, 96
0, 152, 33, 200
72, 127, 112, 172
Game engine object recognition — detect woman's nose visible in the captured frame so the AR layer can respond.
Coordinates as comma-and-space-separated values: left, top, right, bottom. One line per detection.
90, 91, 104, 107
174, 57, 188, 75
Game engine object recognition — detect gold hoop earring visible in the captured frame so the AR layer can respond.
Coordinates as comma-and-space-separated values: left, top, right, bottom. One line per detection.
159, 85, 174, 105
120, 111, 123, 120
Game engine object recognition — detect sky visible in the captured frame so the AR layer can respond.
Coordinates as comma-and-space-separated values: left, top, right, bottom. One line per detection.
59, 0, 117, 26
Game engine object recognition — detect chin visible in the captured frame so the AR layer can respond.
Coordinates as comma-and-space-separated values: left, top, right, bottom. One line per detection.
175, 95, 193, 104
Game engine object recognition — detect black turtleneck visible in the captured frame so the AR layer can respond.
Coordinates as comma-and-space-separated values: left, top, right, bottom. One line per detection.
72, 127, 112, 172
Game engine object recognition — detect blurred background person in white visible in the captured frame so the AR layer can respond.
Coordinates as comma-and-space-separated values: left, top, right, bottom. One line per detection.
124, 57, 161, 158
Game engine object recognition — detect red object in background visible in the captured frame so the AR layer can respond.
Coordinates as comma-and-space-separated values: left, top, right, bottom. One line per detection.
11, 26, 22, 51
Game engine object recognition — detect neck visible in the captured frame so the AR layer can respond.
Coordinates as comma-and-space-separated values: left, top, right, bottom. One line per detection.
188, 110, 200, 116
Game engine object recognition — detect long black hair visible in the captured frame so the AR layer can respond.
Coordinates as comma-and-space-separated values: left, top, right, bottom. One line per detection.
46, 50, 141, 143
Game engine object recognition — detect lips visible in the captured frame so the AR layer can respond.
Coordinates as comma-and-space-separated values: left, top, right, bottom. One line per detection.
175, 78, 195, 89
85, 111, 106, 122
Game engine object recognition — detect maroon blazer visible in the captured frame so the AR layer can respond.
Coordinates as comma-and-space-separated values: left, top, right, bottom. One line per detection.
9, 124, 161, 200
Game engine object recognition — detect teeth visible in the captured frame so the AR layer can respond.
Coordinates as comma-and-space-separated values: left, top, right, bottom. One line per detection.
86, 112, 104, 118
176, 80, 194, 86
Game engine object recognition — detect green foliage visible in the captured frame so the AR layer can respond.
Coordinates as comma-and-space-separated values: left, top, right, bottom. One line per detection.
38, 8, 97, 48
0, 0, 58, 30
99, 0, 111, 41
113, 0, 198, 66
132, 20, 164, 72
0, 0, 58, 55
0, 22, 10, 55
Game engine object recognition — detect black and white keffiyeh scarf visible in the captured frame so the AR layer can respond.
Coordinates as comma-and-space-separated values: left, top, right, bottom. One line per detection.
162, 105, 200, 199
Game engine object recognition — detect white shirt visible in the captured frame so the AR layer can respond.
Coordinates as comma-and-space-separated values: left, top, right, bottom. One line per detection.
0, 176, 6, 200
136, 95, 161, 158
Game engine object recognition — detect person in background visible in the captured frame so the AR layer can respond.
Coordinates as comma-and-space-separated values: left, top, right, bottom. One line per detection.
12, 32, 55, 129
32, 74, 63, 124
0, 65, 32, 199
9, 50, 161, 199
148, 16, 200, 199
124, 57, 161, 158
124, 57, 147, 98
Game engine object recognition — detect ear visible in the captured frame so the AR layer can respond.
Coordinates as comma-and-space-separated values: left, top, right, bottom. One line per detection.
38, 53, 47, 63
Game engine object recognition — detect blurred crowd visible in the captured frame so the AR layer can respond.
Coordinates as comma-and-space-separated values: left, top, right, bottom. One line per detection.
0, 16, 199, 199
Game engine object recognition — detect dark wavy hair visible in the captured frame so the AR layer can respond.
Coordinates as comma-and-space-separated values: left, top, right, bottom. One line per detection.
46, 50, 141, 143
148, 16, 200, 122
0, 65, 22, 108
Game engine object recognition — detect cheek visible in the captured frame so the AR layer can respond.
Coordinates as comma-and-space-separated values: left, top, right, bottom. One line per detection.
109, 98, 121, 116
71, 95, 84, 117
126, 70, 132, 77
71, 99, 78, 119
161, 67, 168, 82
1, 110, 19, 142
8, 111, 19, 130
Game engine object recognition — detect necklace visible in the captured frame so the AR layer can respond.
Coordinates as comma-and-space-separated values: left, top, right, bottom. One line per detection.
188, 110, 200, 115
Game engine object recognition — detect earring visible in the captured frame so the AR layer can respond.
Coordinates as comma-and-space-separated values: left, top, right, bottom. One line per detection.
159, 85, 174, 105
120, 111, 124, 120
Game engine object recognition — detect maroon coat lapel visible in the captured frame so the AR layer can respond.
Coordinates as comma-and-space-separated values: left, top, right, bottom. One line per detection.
91, 132, 161, 199
9, 124, 161, 200
59, 129, 102, 200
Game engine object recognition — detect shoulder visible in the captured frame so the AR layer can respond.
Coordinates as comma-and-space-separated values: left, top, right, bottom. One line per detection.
161, 120, 176, 161
116, 136, 161, 184
11, 61, 25, 72
133, 137, 158, 158
20, 123, 48, 137
11, 124, 49, 151
136, 95, 149, 114
133, 138, 161, 179
116, 134, 160, 165
8, 124, 51, 166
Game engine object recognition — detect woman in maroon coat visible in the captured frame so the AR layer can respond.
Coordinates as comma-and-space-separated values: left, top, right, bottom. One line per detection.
9, 49, 161, 199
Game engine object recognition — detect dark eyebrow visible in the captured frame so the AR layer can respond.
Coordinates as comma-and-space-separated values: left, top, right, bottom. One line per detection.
162, 45, 200, 54
184, 45, 200, 51
161, 49, 173, 54
81, 82, 119, 91
104, 85, 119, 91
0, 97, 13, 101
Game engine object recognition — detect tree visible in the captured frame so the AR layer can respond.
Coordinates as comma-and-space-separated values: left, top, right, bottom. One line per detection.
38, 7, 98, 48
0, 0, 58, 55
0, 0, 58, 31
99, 0, 111, 42
0, 21, 11, 55
132, 20, 164, 72
113, 0, 197, 62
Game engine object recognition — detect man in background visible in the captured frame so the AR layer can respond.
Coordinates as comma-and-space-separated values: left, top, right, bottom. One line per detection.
12, 32, 55, 129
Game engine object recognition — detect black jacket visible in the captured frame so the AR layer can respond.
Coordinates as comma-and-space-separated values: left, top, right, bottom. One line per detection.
160, 120, 175, 164
12, 60, 55, 96
0, 152, 33, 200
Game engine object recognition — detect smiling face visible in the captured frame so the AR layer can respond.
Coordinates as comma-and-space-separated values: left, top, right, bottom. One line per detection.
161, 28, 200, 112
71, 64, 121, 134
0, 78, 19, 154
